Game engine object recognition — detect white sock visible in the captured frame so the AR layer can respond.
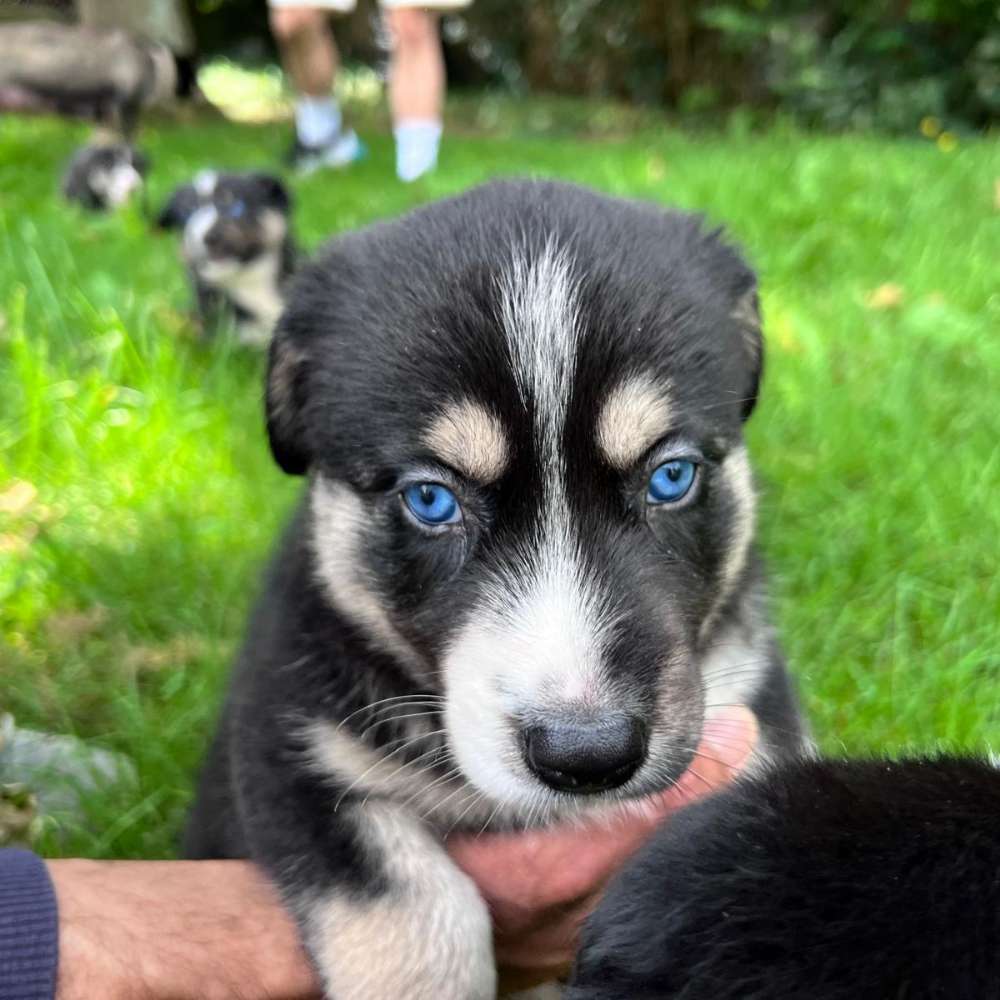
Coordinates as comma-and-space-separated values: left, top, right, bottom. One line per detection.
295, 96, 342, 148
394, 119, 442, 182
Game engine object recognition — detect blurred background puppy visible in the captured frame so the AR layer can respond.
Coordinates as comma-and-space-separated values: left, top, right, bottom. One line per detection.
61, 142, 148, 211
157, 170, 296, 346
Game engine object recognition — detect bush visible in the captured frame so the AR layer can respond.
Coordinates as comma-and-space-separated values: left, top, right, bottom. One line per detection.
444, 0, 999, 131
183, 0, 999, 132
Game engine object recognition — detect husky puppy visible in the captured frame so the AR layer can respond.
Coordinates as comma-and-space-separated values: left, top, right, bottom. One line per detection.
157, 171, 295, 347
184, 179, 808, 998
569, 755, 1000, 1000
62, 142, 148, 211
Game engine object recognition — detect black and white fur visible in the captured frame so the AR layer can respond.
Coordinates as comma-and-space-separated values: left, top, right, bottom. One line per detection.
569, 755, 1000, 1000
61, 142, 148, 211
184, 180, 808, 998
157, 170, 295, 346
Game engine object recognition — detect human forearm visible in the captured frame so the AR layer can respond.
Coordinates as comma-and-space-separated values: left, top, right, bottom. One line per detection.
48, 859, 320, 1000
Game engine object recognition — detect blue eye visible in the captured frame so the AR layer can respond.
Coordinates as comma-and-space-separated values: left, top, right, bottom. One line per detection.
226, 200, 246, 219
647, 460, 697, 504
403, 483, 461, 526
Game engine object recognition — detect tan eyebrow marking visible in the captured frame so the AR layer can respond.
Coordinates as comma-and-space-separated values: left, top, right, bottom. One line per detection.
423, 399, 510, 483
596, 373, 674, 470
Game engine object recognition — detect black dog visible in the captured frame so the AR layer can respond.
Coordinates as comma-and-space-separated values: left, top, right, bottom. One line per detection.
569, 756, 1000, 1000
62, 142, 148, 211
157, 171, 295, 346
184, 179, 807, 999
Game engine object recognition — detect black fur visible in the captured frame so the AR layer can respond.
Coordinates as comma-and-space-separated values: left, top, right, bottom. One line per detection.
569, 756, 1000, 1000
185, 179, 806, 995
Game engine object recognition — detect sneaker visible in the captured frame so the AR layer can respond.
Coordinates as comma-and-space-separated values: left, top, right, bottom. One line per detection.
286, 129, 366, 174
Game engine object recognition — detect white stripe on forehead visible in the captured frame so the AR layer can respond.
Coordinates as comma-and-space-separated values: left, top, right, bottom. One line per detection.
440, 242, 624, 808
194, 170, 218, 198
496, 239, 584, 573
498, 239, 581, 466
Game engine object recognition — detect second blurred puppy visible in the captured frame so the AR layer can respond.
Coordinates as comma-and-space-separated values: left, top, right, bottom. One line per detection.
62, 142, 148, 211
158, 171, 295, 346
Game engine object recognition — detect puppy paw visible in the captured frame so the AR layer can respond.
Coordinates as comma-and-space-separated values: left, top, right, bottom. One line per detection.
303, 804, 496, 1000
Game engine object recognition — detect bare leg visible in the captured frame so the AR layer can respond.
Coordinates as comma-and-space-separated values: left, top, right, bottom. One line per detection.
269, 5, 362, 167
269, 6, 338, 97
384, 7, 445, 180
384, 7, 444, 123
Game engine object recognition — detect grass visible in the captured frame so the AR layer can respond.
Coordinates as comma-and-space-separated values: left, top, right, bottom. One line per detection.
1, 81, 999, 858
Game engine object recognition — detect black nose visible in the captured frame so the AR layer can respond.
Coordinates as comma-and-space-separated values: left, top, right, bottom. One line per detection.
203, 226, 226, 251
522, 717, 647, 794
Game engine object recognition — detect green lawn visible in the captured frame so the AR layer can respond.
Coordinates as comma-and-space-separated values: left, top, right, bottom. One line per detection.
1, 90, 999, 858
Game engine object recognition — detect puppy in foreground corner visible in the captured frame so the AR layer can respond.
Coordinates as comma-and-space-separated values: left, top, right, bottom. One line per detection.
158, 170, 296, 346
569, 755, 1000, 1000
184, 179, 808, 998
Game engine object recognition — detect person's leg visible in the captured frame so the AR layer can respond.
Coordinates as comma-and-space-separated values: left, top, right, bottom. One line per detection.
270, 6, 338, 98
269, 4, 362, 166
383, 6, 444, 181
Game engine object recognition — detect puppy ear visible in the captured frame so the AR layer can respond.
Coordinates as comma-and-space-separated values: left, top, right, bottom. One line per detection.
156, 183, 197, 229
251, 173, 291, 214
266, 330, 310, 475
731, 278, 763, 422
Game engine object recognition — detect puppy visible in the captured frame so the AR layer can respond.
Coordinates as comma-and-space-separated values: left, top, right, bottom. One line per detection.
184, 179, 808, 998
157, 171, 295, 346
62, 142, 148, 211
569, 756, 1000, 1000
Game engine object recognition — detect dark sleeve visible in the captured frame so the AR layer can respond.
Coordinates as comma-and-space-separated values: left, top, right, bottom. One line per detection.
0, 850, 58, 1000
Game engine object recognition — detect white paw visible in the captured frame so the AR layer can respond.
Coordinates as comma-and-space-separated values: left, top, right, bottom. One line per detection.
306, 803, 497, 1000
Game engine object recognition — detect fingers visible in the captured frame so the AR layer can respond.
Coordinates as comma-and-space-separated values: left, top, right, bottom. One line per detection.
658, 703, 759, 810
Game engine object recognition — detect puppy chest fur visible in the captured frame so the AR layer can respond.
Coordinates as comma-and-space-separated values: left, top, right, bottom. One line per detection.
185, 180, 807, 997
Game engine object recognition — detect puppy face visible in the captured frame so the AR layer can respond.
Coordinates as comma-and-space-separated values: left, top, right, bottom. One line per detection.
63, 143, 148, 210
272, 181, 764, 820
157, 171, 291, 282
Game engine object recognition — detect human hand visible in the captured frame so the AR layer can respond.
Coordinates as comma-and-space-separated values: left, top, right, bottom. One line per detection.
446, 705, 759, 993
48, 857, 321, 1000
46, 707, 756, 1000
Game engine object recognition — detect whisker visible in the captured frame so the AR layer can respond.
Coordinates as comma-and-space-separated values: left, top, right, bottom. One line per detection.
687, 748, 751, 770
682, 764, 716, 792
398, 761, 464, 815
365, 754, 456, 812
475, 800, 504, 838
445, 789, 486, 836
333, 728, 448, 810
359, 709, 443, 741
336, 694, 445, 732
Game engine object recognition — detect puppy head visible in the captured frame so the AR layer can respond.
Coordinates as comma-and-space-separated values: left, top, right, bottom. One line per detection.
271, 181, 763, 821
157, 171, 291, 280
62, 143, 148, 210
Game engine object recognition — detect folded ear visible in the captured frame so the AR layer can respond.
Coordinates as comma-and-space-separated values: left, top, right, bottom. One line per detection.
251, 173, 291, 215
265, 330, 310, 475
730, 278, 763, 422
156, 183, 197, 229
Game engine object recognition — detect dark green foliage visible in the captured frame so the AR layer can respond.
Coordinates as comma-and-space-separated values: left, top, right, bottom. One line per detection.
182, 0, 998, 131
